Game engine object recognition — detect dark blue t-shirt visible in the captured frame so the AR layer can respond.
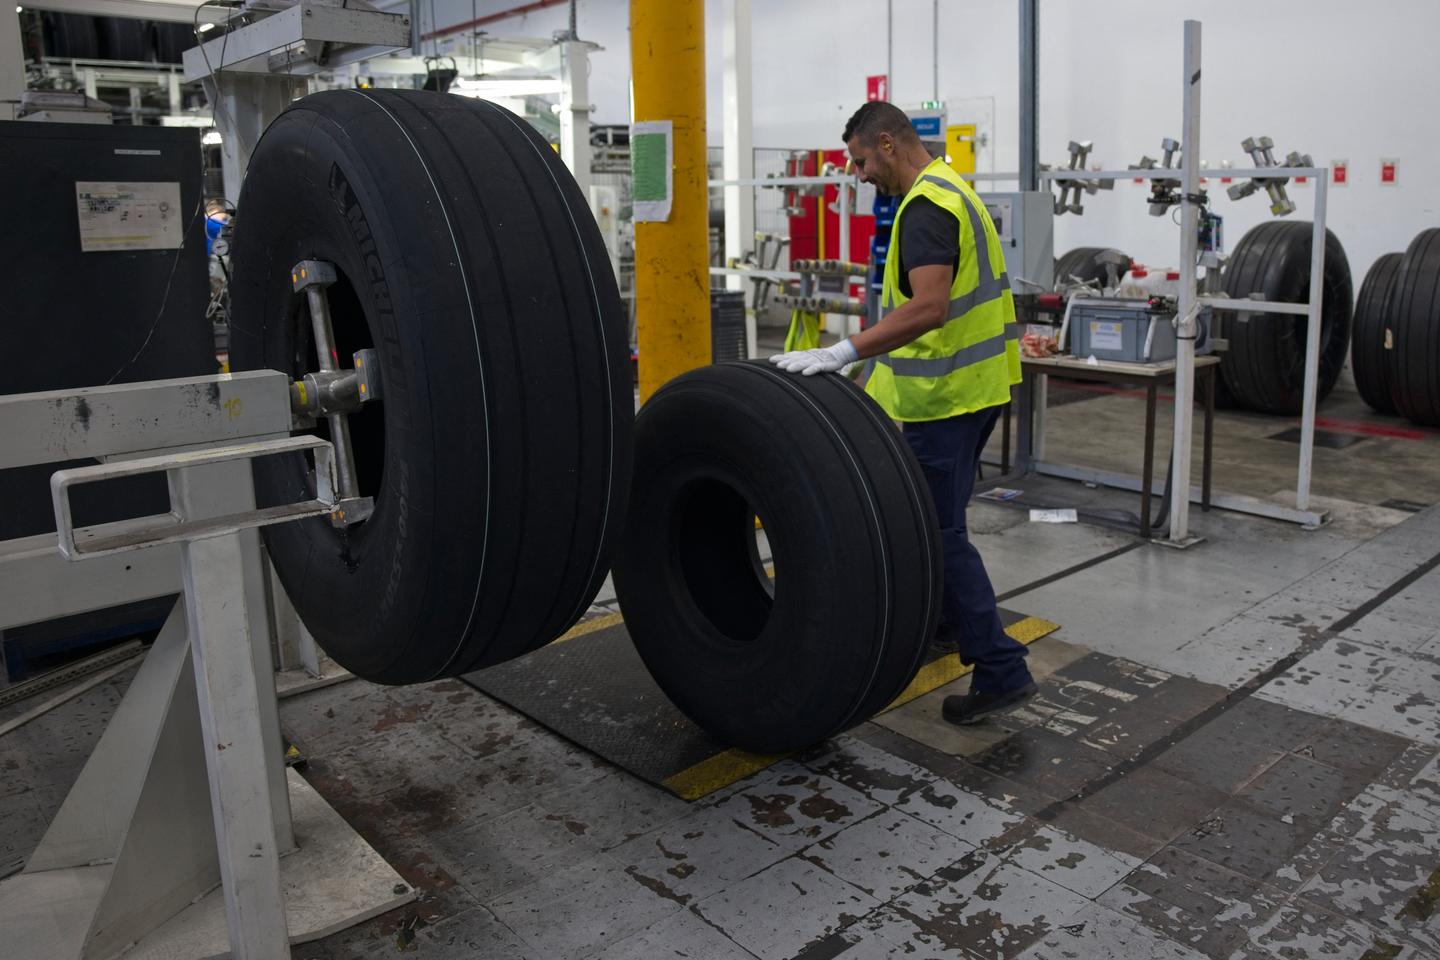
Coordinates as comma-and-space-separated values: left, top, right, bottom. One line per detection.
897, 195, 959, 299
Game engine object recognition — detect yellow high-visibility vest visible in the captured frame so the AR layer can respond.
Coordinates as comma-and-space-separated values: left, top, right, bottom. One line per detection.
865, 158, 1021, 421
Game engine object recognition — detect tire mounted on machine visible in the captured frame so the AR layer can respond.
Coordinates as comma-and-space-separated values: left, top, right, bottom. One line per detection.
1219, 221, 1353, 415
1386, 228, 1440, 426
612, 362, 943, 754
1054, 246, 1129, 290
1350, 252, 1403, 415
229, 90, 631, 683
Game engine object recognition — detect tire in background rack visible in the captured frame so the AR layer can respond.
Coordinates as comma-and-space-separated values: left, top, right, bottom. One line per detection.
1350, 252, 1403, 415
1386, 228, 1440, 426
42, 13, 99, 59
1219, 221, 1353, 415
612, 362, 942, 754
96, 16, 149, 62
151, 22, 194, 64
1054, 246, 1130, 291
228, 90, 631, 684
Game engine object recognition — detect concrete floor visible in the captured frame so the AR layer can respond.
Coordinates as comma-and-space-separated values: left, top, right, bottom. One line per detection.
5, 359, 1440, 959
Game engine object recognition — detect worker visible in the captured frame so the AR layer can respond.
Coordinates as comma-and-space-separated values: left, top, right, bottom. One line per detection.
770, 101, 1034, 725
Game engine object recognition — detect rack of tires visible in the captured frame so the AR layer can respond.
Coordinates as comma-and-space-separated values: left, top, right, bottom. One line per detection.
1350, 229, 1440, 427
36, 11, 194, 64
1054, 224, 1357, 418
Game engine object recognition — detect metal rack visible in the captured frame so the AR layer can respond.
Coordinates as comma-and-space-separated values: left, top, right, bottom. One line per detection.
1030, 20, 1330, 540
0, 371, 410, 960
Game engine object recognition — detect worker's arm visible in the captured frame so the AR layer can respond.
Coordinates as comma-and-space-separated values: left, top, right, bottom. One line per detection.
769, 263, 952, 375
849, 263, 952, 357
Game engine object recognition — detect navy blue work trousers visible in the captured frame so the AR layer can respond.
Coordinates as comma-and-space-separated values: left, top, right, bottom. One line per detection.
903, 406, 1032, 693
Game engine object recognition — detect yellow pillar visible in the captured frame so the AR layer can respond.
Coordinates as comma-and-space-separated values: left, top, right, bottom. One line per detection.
631, 0, 710, 403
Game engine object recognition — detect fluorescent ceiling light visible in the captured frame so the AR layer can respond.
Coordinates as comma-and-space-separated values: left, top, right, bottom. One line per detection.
450, 77, 562, 97
197, 21, 216, 33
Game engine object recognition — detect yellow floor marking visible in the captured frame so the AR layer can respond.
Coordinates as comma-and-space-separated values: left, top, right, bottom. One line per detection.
881, 615, 1059, 713
661, 747, 790, 801
554, 610, 625, 645
657, 615, 1060, 799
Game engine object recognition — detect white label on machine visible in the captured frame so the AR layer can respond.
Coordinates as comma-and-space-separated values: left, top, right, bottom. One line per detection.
75, 181, 184, 252
1089, 320, 1124, 352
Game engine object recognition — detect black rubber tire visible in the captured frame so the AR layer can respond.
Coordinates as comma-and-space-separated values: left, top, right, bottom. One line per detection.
43, 13, 99, 59
1386, 228, 1440, 426
1351, 252, 1403, 415
1220, 221, 1353, 415
150, 22, 194, 63
1054, 246, 1130, 290
96, 16, 150, 62
228, 90, 631, 683
612, 361, 942, 753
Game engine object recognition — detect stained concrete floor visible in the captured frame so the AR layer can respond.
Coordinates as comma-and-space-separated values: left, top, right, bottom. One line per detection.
6, 360, 1440, 959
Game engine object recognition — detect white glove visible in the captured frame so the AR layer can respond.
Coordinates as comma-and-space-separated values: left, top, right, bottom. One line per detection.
769, 338, 860, 376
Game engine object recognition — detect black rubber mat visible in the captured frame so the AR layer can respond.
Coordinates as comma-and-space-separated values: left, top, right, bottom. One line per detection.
1267, 427, 1368, 449
462, 608, 1058, 800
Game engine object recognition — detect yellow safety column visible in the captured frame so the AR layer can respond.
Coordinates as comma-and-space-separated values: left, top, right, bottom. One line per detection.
631, 0, 710, 403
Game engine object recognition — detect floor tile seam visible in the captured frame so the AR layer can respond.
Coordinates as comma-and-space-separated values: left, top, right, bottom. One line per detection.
687, 847, 886, 938
673, 901, 767, 960
1114, 850, 1293, 929
794, 755, 945, 803
886, 792, 1011, 850
1026, 547, 1440, 827
790, 839, 956, 914
423, 900, 537, 954
479, 846, 651, 919
1232, 889, 1400, 957
1286, 887, 1437, 953
428, 718, 547, 766
797, 803, 899, 855
393, 789, 544, 843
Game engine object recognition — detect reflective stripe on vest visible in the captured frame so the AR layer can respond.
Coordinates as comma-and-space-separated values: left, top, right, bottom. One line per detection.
876, 178, 1018, 373
867, 159, 1021, 421
875, 328, 1011, 376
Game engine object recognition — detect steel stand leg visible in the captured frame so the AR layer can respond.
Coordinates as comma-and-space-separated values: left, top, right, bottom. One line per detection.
1141, 383, 1157, 539
181, 529, 292, 960
1203, 368, 1215, 510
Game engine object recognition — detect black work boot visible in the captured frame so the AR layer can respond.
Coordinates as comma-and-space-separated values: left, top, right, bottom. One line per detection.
942, 681, 1038, 725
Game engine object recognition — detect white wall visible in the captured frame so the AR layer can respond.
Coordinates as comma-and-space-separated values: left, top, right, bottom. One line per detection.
425, 0, 1440, 280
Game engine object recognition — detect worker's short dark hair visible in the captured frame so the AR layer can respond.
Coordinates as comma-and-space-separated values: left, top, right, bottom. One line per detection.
843, 101, 919, 147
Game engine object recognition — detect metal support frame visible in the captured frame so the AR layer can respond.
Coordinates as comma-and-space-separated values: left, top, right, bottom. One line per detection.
1018, 0, 1039, 192
0, 372, 411, 959
1168, 20, 1202, 544
1011, 23, 1329, 532
2, 9, 27, 120
557, 40, 591, 200
708, 173, 865, 315
721, 0, 756, 355
182, 1, 411, 203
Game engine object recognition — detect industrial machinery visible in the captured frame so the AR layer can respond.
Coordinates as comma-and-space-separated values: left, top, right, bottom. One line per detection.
2, 83, 948, 957
0, 120, 213, 678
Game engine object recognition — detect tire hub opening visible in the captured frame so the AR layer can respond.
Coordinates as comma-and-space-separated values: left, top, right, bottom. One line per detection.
674, 477, 773, 644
